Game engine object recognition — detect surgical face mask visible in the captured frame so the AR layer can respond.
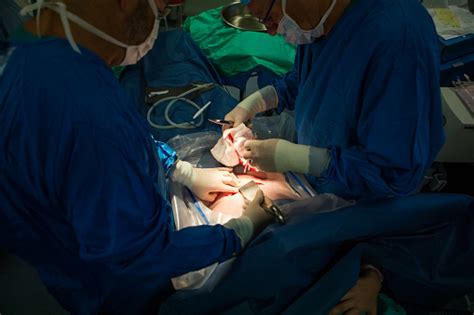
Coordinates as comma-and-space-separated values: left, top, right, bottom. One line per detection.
121, 14, 159, 66
277, 0, 337, 45
20, 0, 161, 66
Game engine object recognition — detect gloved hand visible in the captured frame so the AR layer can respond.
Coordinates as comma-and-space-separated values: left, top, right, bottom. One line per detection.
171, 160, 240, 202
242, 190, 273, 232
243, 139, 331, 175
223, 189, 273, 248
223, 86, 278, 130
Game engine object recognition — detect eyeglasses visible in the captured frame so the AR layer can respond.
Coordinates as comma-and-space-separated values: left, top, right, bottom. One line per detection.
258, 0, 277, 24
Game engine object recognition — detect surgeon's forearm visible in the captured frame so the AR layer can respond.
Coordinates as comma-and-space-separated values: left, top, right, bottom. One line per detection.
275, 140, 331, 177
274, 70, 299, 112
170, 160, 195, 188
237, 86, 278, 117
308, 146, 332, 177
224, 216, 255, 249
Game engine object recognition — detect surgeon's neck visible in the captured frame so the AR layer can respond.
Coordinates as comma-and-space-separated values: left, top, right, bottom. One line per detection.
323, 0, 352, 35
24, 9, 126, 66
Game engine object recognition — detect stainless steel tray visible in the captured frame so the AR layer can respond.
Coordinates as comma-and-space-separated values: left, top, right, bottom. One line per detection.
221, 2, 267, 32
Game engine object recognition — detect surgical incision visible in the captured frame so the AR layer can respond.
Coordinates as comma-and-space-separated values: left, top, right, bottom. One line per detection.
207, 124, 304, 217
209, 173, 305, 217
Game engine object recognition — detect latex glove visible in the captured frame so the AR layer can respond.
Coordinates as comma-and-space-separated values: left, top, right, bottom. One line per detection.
171, 160, 239, 202
242, 190, 273, 233
223, 86, 278, 130
223, 190, 273, 248
242, 139, 280, 172
243, 139, 331, 175
328, 268, 382, 315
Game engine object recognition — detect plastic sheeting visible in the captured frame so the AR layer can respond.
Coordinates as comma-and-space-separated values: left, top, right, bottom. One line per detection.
167, 129, 342, 291
169, 181, 351, 292
159, 193, 474, 314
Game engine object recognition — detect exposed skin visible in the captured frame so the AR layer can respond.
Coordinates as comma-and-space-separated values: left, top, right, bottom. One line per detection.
329, 269, 382, 315
247, 0, 351, 36
24, 0, 166, 66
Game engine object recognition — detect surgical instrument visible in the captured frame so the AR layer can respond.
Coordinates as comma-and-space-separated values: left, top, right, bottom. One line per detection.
208, 119, 234, 127
239, 181, 286, 225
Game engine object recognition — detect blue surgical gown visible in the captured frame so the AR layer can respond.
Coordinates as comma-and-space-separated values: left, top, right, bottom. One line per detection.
0, 37, 240, 314
274, 0, 445, 200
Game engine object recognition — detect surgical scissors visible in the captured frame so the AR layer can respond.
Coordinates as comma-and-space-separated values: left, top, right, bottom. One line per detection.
208, 119, 234, 127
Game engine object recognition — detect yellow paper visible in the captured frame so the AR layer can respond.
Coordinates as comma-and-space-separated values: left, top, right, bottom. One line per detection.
433, 8, 462, 28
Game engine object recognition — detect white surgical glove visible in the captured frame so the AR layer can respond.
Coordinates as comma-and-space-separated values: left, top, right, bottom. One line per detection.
242, 139, 331, 175
224, 86, 278, 129
242, 189, 274, 231
171, 160, 239, 202
224, 190, 273, 248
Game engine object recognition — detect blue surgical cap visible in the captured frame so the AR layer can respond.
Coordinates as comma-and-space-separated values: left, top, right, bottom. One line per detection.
241, 0, 251, 4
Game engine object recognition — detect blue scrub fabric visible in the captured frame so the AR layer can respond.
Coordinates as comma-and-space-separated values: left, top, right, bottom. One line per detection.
160, 193, 474, 315
154, 139, 178, 176
0, 38, 241, 315
0, 0, 23, 41
274, 0, 445, 200
120, 30, 239, 142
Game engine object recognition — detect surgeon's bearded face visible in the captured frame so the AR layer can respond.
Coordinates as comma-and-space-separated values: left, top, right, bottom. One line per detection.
126, 0, 155, 45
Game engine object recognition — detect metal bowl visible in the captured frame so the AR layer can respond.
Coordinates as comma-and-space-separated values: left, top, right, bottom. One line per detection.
221, 2, 267, 32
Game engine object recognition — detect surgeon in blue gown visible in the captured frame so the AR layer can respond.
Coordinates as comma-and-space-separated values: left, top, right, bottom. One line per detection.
0, 0, 273, 314
225, 0, 445, 200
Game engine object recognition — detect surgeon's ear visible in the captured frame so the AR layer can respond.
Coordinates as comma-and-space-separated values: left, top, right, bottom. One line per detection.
156, 0, 167, 12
